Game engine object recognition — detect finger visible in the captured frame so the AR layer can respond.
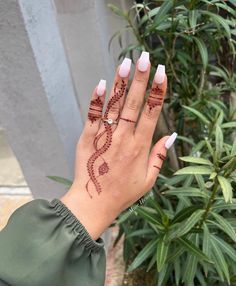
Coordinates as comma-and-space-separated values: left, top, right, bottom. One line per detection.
103, 58, 131, 123
117, 52, 150, 134
84, 79, 106, 136
135, 65, 167, 143
145, 132, 177, 187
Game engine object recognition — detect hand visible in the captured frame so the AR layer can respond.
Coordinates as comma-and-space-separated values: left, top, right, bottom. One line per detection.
61, 52, 177, 240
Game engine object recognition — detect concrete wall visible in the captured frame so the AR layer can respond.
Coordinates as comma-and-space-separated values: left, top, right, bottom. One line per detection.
0, 0, 133, 200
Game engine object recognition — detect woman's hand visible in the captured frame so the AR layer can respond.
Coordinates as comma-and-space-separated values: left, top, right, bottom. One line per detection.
61, 52, 177, 240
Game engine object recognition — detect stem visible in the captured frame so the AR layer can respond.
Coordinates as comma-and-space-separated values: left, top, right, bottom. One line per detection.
199, 181, 219, 228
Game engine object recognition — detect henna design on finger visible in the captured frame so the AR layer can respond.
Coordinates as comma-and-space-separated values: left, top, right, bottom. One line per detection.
153, 165, 161, 170
156, 153, 166, 161
86, 80, 127, 198
88, 97, 103, 123
120, 117, 136, 123
147, 86, 164, 111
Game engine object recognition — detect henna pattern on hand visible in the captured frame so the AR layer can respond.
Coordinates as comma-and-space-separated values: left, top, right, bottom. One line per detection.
86, 80, 126, 198
88, 97, 103, 123
120, 117, 136, 123
147, 86, 164, 110
153, 165, 161, 170
156, 153, 166, 161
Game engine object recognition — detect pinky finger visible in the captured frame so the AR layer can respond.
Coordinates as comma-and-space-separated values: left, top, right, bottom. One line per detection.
145, 132, 177, 187
84, 79, 106, 136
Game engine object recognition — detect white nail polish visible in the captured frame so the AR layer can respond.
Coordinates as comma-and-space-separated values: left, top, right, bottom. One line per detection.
154, 64, 165, 84
165, 132, 177, 149
119, 58, 132, 78
97, 79, 106, 96
138, 51, 149, 72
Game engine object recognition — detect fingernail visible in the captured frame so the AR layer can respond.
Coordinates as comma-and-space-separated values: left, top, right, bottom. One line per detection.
165, 132, 177, 149
154, 64, 165, 84
138, 51, 149, 72
119, 58, 132, 78
97, 79, 106, 96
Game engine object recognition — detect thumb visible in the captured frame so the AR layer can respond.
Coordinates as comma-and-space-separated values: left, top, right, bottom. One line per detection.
145, 132, 177, 187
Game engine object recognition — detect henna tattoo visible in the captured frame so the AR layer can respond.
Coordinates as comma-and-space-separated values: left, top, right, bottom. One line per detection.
120, 117, 136, 123
88, 97, 103, 123
147, 86, 164, 110
153, 165, 161, 170
156, 153, 166, 161
86, 80, 127, 197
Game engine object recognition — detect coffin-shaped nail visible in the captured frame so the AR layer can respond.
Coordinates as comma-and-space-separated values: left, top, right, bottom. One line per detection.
138, 51, 149, 72
119, 58, 132, 78
165, 132, 177, 149
154, 64, 165, 84
97, 79, 106, 96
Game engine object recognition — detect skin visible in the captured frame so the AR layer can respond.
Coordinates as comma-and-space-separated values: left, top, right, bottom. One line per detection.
61, 58, 170, 240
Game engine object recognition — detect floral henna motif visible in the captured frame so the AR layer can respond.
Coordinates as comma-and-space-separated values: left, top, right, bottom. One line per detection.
86, 80, 127, 197
147, 86, 164, 110
88, 97, 103, 124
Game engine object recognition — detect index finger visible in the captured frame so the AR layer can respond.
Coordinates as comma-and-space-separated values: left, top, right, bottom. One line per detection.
134, 65, 167, 143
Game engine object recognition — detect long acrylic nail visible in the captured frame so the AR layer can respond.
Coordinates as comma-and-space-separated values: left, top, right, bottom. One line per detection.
154, 64, 165, 84
138, 51, 149, 72
97, 79, 106, 96
165, 132, 177, 149
119, 58, 132, 78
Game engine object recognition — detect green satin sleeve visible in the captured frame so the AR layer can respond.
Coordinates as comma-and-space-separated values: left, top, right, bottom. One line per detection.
0, 199, 106, 286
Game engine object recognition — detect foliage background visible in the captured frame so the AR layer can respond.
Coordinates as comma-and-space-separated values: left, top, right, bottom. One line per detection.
108, 1, 236, 285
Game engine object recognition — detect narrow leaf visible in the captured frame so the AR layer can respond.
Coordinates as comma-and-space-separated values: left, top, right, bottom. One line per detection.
174, 166, 213, 175
179, 156, 213, 166
183, 105, 210, 125
218, 176, 233, 203
210, 212, 236, 242
128, 239, 157, 272
156, 235, 169, 272
178, 237, 212, 263
164, 187, 208, 198
47, 176, 73, 187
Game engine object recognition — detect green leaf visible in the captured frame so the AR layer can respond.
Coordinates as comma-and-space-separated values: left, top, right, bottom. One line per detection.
210, 235, 230, 284
202, 224, 210, 276
193, 37, 208, 69
202, 11, 231, 39
46, 176, 73, 187
179, 156, 213, 166
212, 199, 236, 212
152, 1, 173, 28
215, 124, 224, 158
231, 139, 236, 156
156, 235, 169, 272
107, 4, 127, 18
174, 166, 213, 175
117, 209, 134, 224
183, 235, 199, 285
163, 187, 208, 198
217, 176, 233, 203
221, 121, 236, 128
172, 205, 202, 224
169, 210, 205, 239
126, 229, 154, 239
128, 239, 157, 272
210, 212, 236, 242
177, 237, 213, 263
211, 235, 236, 262
136, 207, 164, 229
175, 135, 195, 146
183, 105, 210, 125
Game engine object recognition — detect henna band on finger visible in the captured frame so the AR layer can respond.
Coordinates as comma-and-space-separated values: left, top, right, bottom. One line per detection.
156, 153, 166, 161
153, 165, 161, 170
119, 117, 136, 123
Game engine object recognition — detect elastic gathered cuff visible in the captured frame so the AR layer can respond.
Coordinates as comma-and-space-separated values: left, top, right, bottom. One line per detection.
50, 198, 104, 252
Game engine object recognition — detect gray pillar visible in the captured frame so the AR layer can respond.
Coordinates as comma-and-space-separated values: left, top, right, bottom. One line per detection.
0, 0, 83, 199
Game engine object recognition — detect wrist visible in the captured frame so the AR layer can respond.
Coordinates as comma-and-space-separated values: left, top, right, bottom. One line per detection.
60, 184, 117, 240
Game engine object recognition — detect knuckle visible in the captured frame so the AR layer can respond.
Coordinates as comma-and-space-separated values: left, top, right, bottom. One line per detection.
134, 73, 148, 83
125, 97, 141, 111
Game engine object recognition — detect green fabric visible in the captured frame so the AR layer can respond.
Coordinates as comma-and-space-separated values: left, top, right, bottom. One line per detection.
0, 199, 106, 286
